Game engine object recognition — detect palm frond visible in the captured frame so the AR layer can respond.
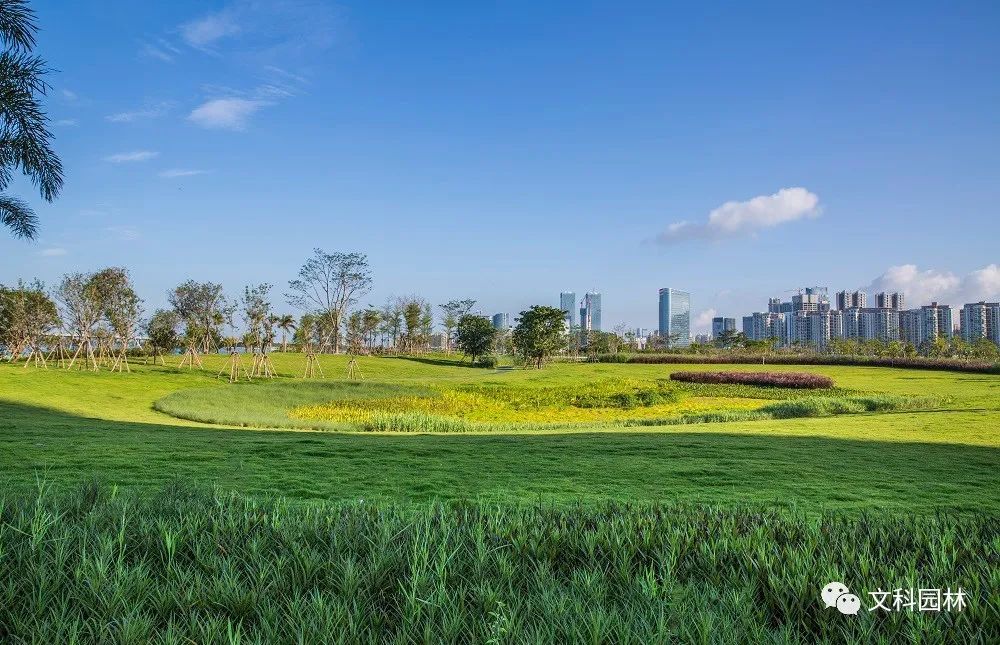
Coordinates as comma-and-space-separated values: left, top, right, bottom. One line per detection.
0, 0, 37, 51
0, 51, 63, 200
0, 192, 36, 238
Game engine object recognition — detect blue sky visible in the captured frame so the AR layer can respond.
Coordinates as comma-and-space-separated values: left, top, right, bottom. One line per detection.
3, 1, 999, 331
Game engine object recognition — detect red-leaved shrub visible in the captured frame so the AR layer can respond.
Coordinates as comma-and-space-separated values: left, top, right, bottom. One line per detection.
670, 371, 834, 389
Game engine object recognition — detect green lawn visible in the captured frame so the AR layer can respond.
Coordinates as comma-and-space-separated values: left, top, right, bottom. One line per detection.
3, 354, 998, 642
2, 354, 998, 511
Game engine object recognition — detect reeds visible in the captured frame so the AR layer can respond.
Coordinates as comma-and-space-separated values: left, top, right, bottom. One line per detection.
0, 482, 995, 642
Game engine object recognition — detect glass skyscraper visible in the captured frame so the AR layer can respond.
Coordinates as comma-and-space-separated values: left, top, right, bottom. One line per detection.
583, 292, 601, 331
559, 292, 576, 328
658, 288, 691, 347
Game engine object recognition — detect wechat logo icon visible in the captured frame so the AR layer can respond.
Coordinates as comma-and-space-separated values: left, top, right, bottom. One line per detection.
822, 582, 860, 615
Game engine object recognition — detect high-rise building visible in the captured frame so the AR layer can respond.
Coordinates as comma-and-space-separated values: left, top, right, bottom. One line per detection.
875, 292, 905, 310
711, 317, 736, 339
559, 292, 576, 328
786, 310, 843, 348
577, 292, 601, 332
658, 288, 691, 347
583, 292, 601, 331
491, 313, 510, 331
922, 303, 952, 346
742, 311, 785, 343
836, 290, 867, 310
791, 287, 830, 313
858, 308, 900, 342
960, 302, 1000, 345
768, 297, 793, 314
899, 309, 919, 346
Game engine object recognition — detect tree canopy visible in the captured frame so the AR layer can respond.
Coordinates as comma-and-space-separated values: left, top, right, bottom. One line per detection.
455, 314, 496, 365
286, 249, 372, 353
512, 305, 567, 368
0, 0, 63, 239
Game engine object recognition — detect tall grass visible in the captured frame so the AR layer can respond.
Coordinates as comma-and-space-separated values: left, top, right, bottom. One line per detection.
624, 394, 942, 427
153, 381, 432, 430
0, 483, 995, 642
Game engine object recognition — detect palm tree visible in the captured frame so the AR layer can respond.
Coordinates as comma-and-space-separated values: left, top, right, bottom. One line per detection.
0, 1, 63, 239
275, 314, 296, 352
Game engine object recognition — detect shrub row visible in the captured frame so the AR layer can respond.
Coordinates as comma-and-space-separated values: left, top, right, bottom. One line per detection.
670, 370, 834, 389
590, 353, 1000, 374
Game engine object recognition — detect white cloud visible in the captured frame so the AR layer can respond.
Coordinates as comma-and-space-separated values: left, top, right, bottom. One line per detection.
180, 11, 241, 49
104, 150, 160, 163
140, 40, 179, 62
177, 1, 337, 64
106, 226, 141, 241
188, 98, 265, 130
693, 308, 718, 333
54, 118, 77, 127
61, 89, 77, 100
656, 187, 821, 244
39, 247, 67, 257
866, 264, 1000, 306
158, 169, 209, 178
106, 102, 173, 123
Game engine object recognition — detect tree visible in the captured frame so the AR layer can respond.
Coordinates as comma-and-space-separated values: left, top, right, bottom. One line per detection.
439, 299, 476, 352
402, 298, 424, 352
168, 280, 228, 359
293, 313, 318, 350
286, 249, 372, 354
584, 330, 618, 355
360, 307, 381, 352
145, 309, 179, 364
379, 298, 404, 351
714, 328, 743, 349
0, 0, 63, 240
275, 314, 296, 352
0, 278, 57, 362
55, 271, 105, 370
96, 267, 143, 372
455, 314, 496, 365
511, 305, 566, 368
241, 283, 275, 377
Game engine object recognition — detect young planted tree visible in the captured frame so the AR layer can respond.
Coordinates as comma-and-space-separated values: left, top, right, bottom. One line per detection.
584, 330, 618, 355
438, 299, 476, 353
286, 249, 372, 354
360, 307, 381, 353
293, 313, 324, 378
168, 280, 228, 369
379, 298, 404, 352
0, 279, 58, 366
56, 272, 105, 370
98, 267, 143, 372
0, 0, 63, 240
455, 314, 497, 365
399, 297, 430, 353
145, 309, 179, 365
511, 305, 567, 368
242, 283, 275, 379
